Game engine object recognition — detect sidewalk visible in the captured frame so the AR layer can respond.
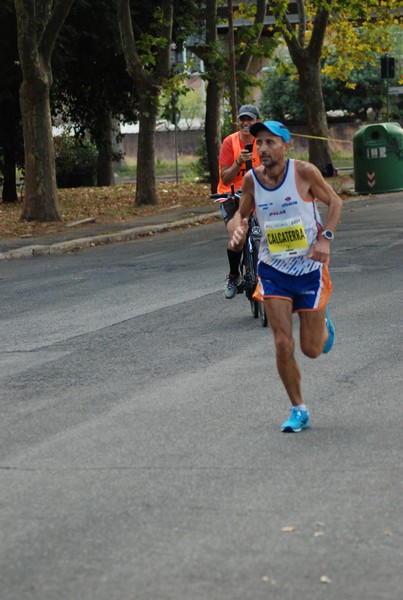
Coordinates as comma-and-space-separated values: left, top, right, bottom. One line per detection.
3, 188, 401, 261
0, 205, 221, 260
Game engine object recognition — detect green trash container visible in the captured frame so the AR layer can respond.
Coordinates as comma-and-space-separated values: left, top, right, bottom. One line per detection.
353, 122, 403, 193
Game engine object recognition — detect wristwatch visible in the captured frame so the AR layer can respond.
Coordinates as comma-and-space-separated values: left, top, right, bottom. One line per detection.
321, 230, 334, 241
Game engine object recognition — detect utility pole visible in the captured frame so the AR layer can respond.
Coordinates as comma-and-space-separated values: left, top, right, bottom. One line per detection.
227, 0, 238, 132
381, 55, 395, 122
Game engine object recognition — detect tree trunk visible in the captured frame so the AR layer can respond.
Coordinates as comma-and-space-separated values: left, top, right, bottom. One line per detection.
284, 7, 335, 176
95, 111, 115, 187
202, 0, 225, 194
235, 0, 266, 104
2, 146, 18, 203
14, 0, 75, 221
116, 0, 173, 207
97, 146, 114, 187
135, 99, 158, 206
19, 77, 61, 220
296, 57, 334, 175
205, 79, 224, 193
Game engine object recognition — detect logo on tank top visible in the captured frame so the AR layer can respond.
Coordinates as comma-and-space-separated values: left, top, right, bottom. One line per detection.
282, 198, 297, 207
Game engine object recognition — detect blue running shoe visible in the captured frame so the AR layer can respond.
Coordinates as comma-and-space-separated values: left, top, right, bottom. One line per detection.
323, 306, 335, 354
281, 407, 310, 433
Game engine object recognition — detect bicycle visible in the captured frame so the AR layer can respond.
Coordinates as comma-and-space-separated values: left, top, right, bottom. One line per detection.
211, 187, 268, 327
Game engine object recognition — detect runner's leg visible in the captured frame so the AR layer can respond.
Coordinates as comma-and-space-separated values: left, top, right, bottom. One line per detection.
298, 308, 328, 358
264, 297, 302, 407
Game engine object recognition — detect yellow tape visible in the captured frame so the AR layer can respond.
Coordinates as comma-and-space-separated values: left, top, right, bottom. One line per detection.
291, 132, 353, 144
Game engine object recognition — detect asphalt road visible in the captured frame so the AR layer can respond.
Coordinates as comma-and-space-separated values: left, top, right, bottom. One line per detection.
1, 193, 402, 600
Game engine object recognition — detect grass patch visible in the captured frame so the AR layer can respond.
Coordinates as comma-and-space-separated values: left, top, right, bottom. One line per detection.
116, 155, 199, 180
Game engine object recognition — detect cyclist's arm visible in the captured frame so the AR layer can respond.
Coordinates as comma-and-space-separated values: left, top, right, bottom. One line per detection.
229, 171, 255, 250
220, 163, 241, 187
219, 137, 239, 186
220, 150, 251, 186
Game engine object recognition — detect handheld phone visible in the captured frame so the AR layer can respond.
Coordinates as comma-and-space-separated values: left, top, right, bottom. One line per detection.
244, 143, 253, 170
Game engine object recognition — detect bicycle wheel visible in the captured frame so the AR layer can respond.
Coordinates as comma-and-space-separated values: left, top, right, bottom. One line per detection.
242, 252, 259, 318
250, 296, 259, 318
258, 301, 268, 327
247, 240, 259, 319
250, 235, 268, 326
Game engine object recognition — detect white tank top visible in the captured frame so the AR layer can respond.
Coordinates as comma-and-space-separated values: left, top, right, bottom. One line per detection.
252, 159, 323, 275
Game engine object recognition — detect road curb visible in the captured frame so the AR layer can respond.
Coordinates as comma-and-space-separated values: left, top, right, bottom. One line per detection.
0, 210, 221, 260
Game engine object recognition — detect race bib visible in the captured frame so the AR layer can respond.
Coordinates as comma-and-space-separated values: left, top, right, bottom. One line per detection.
265, 216, 309, 259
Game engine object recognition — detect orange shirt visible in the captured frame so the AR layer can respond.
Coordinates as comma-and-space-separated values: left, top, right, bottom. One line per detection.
217, 132, 260, 194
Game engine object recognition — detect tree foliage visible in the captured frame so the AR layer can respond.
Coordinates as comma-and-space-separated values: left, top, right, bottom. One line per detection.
321, 0, 400, 84
261, 0, 401, 173
54, 134, 98, 188
117, 0, 200, 205
261, 60, 385, 123
190, 0, 273, 191
7, 0, 402, 219
53, 0, 139, 186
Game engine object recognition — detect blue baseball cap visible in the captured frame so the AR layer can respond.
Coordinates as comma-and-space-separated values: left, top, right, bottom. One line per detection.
249, 120, 291, 142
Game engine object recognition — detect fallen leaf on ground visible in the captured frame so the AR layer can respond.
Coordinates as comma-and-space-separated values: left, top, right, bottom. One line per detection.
261, 576, 277, 584
0, 176, 353, 239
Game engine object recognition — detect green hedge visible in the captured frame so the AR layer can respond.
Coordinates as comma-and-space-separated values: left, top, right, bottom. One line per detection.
54, 135, 98, 188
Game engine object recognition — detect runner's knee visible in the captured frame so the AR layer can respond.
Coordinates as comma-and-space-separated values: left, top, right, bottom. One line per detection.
300, 339, 322, 359
274, 332, 295, 360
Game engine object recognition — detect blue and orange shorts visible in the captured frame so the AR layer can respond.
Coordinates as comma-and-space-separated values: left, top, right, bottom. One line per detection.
255, 262, 332, 312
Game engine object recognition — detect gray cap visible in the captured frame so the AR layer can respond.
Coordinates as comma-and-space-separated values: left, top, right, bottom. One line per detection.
237, 105, 259, 119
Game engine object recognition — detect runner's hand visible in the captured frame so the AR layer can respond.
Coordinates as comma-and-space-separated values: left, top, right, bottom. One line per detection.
309, 238, 330, 263
229, 218, 249, 250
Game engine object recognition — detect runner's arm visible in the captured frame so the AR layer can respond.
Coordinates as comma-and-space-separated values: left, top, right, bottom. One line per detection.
297, 161, 342, 231
296, 161, 343, 262
229, 171, 255, 250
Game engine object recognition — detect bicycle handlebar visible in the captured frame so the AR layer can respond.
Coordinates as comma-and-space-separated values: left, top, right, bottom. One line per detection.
210, 190, 241, 202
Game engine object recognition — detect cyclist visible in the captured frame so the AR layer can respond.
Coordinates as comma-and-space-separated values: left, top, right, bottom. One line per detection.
217, 105, 261, 299
229, 120, 343, 433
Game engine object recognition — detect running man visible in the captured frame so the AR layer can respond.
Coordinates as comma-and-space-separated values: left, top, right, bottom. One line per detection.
230, 120, 343, 432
